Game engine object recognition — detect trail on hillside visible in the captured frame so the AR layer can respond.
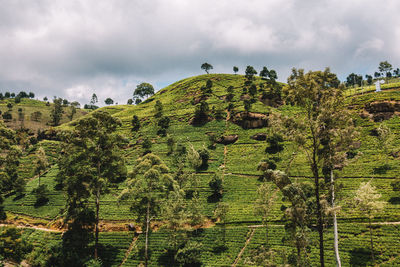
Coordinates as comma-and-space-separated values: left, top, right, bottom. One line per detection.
0, 223, 62, 233
119, 234, 140, 267
232, 227, 256, 267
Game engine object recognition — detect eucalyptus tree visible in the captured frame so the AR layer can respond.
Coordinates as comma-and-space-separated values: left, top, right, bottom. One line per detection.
352, 181, 386, 264
281, 68, 358, 267
119, 153, 173, 267
34, 146, 49, 186
57, 110, 127, 259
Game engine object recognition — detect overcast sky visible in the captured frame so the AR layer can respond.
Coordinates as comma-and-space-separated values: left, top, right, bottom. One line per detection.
1, 0, 400, 105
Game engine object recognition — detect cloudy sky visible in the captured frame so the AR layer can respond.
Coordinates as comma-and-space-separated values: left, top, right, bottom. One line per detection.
1, 0, 400, 105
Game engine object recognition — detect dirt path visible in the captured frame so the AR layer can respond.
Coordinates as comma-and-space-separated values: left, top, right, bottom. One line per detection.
232, 227, 256, 267
119, 234, 140, 267
0, 223, 62, 233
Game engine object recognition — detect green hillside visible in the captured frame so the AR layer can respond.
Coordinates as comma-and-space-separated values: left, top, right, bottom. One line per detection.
2, 73, 400, 266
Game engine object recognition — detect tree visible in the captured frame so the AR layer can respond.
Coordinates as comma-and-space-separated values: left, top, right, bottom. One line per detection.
31, 111, 42, 122
29, 92, 35, 98
90, 94, 98, 105
255, 182, 276, 247
201, 62, 213, 74
154, 100, 163, 118
233, 66, 239, 74
43, 96, 48, 101
245, 66, 257, 82
104, 98, 114, 105
50, 98, 63, 126
34, 147, 49, 186
214, 202, 229, 246
375, 123, 393, 164
57, 111, 127, 259
258, 167, 312, 266
378, 61, 393, 80
118, 153, 173, 267
131, 115, 141, 132
209, 173, 223, 202
157, 116, 170, 136
365, 74, 373, 85
352, 181, 386, 264
0, 120, 23, 219
346, 73, 362, 87
134, 83, 155, 100
163, 184, 187, 252
281, 68, 356, 267
127, 99, 133, 105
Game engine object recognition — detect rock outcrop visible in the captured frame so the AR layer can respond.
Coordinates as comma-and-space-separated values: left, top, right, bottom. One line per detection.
230, 112, 268, 129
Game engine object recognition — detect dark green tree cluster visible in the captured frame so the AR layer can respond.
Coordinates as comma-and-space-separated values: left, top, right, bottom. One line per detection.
259, 66, 282, 103
51, 98, 63, 126
154, 100, 170, 136
57, 111, 127, 262
0, 120, 24, 220
0, 91, 35, 101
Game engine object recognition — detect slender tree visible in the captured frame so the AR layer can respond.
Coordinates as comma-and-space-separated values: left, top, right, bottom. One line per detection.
255, 182, 277, 247
352, 181, 386, 264
34, 147, 49, 186
118, 153, 172, 267
233, 66, 239, 74
281, 68, 353, 267
50, 98, 63, 126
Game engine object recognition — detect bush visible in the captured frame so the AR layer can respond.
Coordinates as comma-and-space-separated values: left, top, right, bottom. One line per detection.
32, 184, 49, 207
197, 147, 209, 169
175, 241, 202, 267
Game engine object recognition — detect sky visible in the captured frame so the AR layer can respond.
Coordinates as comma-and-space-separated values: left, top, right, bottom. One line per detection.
1, 0, 400, 106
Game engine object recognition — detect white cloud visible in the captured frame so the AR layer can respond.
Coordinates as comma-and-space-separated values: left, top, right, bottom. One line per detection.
0, 0, 400, 103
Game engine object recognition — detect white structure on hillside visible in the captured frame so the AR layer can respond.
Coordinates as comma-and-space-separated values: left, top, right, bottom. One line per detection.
375, 80, 385, 92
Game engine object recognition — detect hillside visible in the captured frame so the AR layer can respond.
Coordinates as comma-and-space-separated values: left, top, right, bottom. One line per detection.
2, 73, 400, 266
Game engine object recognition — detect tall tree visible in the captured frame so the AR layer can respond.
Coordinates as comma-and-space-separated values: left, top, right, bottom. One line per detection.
201, 62, 213, 74
214, 202, 229, 246
282, 68, 355, 267
34, 146, 49, 186
255, 182, 277, 247
50, 98, 63, 126
90, 94, 98, 105
233, 66, 239, 74
58, 111, 127, 259
352, 181, 386, 264
118, 153, 172, 267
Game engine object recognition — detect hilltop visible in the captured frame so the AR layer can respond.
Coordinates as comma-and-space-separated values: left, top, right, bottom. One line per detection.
2, 73, 400, 266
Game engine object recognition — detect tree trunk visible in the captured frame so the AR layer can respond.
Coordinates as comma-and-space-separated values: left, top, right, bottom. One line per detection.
312, 160, 325, 267
94, 189, 100, 259
369, 217, 375, 264
145, 201, 150, 267
331, 169, 341, 267
265, 219, 269, 247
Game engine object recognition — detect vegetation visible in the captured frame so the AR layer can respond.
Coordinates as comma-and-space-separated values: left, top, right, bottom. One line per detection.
2, 69, 400, 266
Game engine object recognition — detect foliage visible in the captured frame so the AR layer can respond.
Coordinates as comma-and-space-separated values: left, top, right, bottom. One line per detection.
233, 66, 239, 74
104, 98, 114, 105
50, 98, 63, 126
131, 115, 141, 132
31, 184, 50, 207
0, 227, 30, 263
57, 110, 127, 259
134, 82, 155, 100
201, 63, 213, 74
